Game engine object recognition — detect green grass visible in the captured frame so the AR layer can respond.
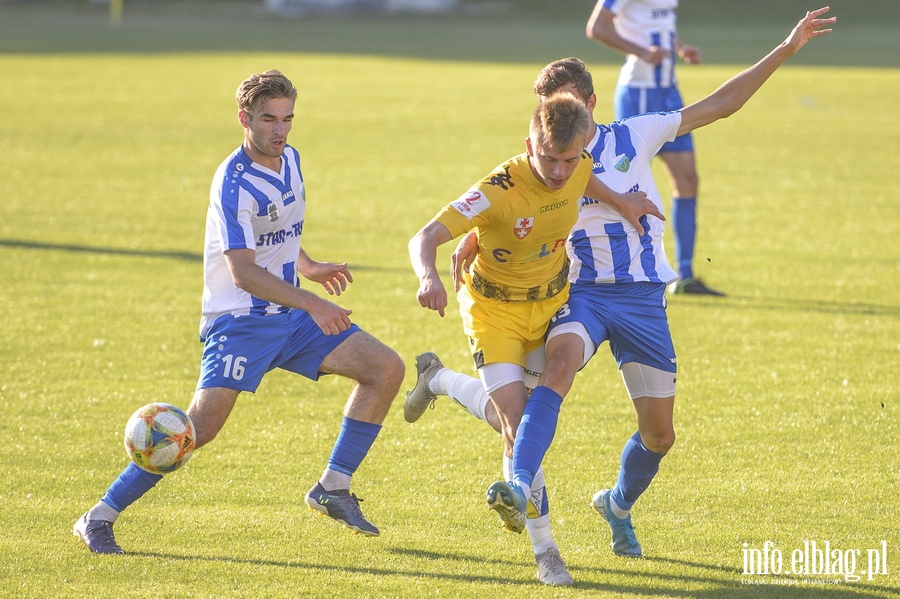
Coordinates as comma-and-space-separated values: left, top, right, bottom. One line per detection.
1, 1, 898, 597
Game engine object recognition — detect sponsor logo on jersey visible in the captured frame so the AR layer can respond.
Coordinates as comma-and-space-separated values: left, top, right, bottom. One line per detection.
492, 237, 566, 263
593, 160, 606, 174
513, 216, 534, 239
614, 154, 631, 172
488, 165, 514, 190
540, 199, 568, 213
450, 189, 490, 219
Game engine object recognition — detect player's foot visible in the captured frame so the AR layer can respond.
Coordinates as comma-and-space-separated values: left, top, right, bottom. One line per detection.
73, 513, 124, 555
591, 489, 642, 558
305, 482, 380, 537
669, 277, 725, 297
486, 480, 526, 534
535, 546, 575, 586
403, 352, 444, 423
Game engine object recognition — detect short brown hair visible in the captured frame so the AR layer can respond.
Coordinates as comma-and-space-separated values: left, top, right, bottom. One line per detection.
530, 92, 591, 151
533, 58, 594, 104
236, 69, 297, 113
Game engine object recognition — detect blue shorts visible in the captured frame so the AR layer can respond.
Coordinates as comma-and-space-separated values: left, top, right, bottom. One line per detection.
614, 85, 694, 154
548, 282, 676, 372
197, 310, 360, 392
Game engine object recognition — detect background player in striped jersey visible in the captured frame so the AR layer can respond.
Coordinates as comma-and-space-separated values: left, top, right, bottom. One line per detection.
587, 0, 723, 296
407, 6, 835, 569
74, 70, 404, 554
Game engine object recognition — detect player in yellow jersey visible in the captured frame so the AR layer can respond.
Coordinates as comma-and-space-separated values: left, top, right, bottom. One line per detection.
409, 92, 662, 585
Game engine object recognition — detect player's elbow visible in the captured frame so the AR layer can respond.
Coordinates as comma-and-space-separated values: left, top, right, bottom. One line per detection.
586, 22, 607, 43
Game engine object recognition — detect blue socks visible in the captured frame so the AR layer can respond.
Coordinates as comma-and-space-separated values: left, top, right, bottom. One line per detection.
97, 417, 381, 516
101, 462, 163, 512
327, 416, 382, 476
611, 431, 665, 511
512, 386, 563, 488
671, 196, 697, 280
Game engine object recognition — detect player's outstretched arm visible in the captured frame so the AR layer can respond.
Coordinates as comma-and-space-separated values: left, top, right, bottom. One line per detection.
678, 6, 835, 136
409, 220, 453, 318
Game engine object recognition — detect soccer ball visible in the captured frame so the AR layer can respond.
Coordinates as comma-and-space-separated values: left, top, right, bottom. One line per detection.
124, 403, 196, 474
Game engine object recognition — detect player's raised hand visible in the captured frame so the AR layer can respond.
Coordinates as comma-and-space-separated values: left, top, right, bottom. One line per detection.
784, 7, 836, 55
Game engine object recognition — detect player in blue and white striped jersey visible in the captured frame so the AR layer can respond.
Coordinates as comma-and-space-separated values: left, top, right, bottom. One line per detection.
588, 0, 724, 295
569, 112, 680, 288
74, 70, 404, 555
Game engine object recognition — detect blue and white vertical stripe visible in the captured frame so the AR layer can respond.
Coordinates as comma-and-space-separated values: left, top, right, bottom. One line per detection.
568, 114, 680, 286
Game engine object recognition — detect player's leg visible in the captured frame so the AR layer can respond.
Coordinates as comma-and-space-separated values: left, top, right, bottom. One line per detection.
658, 149, 697, 281
660, 150, 723, 296
74, 385, 242, 554
74, 313, 278, 555
406, 348, 569, 584
654, 83, 700, 286
511, 289, 602, 496
510, 331, 584, 495
403, 352, 500, 430
590, 283, 676, 557
594, 383, 674, 558
303, 328, 403, 536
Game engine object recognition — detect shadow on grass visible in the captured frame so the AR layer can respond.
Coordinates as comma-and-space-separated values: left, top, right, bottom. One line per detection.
668, 293, 900, 318
0, 237, 405, 273
125, 546, 898, 597
0, 238, 202, 263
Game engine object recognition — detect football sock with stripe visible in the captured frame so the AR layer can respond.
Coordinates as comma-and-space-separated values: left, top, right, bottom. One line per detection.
505, 455, 553, 552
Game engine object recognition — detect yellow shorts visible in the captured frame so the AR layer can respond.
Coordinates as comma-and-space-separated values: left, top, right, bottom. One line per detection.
457, 281, 569, 368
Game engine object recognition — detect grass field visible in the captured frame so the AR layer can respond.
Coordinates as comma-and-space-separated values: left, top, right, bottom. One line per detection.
1, 1, 898, 597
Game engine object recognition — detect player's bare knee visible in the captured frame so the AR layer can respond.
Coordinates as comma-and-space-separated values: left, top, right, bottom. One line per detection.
381, 346, 405, 392
641, 429, 675, 454
192, 420, 219, 450
359, 343, 404, 394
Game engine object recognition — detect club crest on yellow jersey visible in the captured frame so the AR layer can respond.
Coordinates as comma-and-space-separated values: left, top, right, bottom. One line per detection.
513, 217, 534, 239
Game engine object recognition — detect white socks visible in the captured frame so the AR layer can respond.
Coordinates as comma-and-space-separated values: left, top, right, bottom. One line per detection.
432, 369, 491, 423
87, 500, 120, 523
504, 455, 554, 553
319, 467, 351, 491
